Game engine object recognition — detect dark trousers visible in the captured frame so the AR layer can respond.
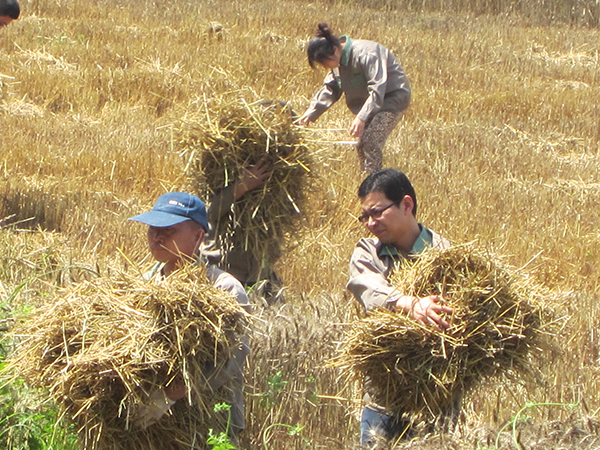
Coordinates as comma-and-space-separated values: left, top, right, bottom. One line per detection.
360, 406, 410, 449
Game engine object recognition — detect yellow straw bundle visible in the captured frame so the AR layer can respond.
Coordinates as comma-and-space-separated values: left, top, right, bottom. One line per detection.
336, 246, 543, 420
179, 100, 312, 262
6, 266, 248, 449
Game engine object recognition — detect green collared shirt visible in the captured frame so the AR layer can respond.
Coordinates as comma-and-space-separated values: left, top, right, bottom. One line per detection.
340, 35, 352, 66
378, 225, 434, 259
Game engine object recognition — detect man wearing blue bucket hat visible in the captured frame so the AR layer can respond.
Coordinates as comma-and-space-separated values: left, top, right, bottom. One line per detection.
128, 192, 250, 441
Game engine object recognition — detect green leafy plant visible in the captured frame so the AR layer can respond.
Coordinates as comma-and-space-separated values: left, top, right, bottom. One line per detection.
305, 374, 319, 405
0, 299, 79, 450
259, 370, 288, 410
207, 403, 235, 450
0, 379, 79, 450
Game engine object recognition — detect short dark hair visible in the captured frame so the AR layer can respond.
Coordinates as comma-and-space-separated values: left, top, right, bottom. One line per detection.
0, 0, 20, 19
358, 168, 418, 216
307, 22, 341, 69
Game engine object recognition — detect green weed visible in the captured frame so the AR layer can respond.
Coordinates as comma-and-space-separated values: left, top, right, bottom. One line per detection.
487, 402, 580, 450
258, 370, 288, 410
262, 423, 310, 450
207, 403, 235, 450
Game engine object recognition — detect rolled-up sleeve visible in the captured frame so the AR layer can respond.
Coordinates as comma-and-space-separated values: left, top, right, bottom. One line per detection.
346, 239, 402, 311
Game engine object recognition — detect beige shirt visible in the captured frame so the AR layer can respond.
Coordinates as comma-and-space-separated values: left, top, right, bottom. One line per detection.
346, 225, 450, 311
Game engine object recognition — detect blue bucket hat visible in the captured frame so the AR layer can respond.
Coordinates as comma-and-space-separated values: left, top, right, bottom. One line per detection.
128, 192, 208, 230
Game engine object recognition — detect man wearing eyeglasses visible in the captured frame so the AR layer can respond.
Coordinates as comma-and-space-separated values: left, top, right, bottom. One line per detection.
347, 168, 454, 448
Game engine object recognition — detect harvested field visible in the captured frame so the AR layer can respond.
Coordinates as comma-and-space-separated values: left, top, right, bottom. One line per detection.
1, 0, 600, 448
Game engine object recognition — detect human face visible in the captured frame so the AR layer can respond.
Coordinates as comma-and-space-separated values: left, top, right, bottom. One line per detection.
318, 46, 341, 70
147, 220, 205, 271
360, 191, 416, 249
0, 16, 14, 28
358, 201, 397, 224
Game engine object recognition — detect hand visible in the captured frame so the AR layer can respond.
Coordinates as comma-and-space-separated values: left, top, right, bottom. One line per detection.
297, 114, 312, 126
134, 388, 177, 429
165, 380, 187, 402
348, 117, 365, 138
233, 158, 272, 200
396, 295, 453, 332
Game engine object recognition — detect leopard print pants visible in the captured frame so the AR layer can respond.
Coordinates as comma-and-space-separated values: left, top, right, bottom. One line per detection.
356, 110, 403, 173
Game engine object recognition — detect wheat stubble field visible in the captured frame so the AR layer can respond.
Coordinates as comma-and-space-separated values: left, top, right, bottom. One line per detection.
1, 0, 600, 448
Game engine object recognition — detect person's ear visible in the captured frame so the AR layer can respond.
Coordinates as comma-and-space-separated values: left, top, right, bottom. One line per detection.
400, 195, 414, 214
195, 228, 206, 246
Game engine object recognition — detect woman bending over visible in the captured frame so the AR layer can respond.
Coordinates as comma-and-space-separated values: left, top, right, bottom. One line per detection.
298, 23, 411, 173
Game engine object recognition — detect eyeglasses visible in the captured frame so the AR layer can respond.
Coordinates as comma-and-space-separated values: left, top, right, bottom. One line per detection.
358, 202, 397, 223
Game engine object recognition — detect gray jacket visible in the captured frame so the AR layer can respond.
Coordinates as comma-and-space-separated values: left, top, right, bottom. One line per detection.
346, 225, 450, 311
304, 36, 411, 123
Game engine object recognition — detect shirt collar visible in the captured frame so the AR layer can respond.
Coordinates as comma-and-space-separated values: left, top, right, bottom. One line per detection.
340, 36, 352, 66
411, 225, 434, 254
378, 224, 433, 258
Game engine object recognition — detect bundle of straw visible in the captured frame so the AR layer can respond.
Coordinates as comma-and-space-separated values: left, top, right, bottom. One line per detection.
179, 100, 312, 262
336, 245, 543, 420
6, 266, 248, 450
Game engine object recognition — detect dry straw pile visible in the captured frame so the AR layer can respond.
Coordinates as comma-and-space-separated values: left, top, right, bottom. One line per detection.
179, 99, 312, 263
6, 267, 248, 450
337, 245, 544, 420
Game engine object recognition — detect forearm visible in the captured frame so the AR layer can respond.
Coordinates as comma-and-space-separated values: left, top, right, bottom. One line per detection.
392, 295, 417, 314
165, 381, 187, 402
207, 186, 235, 224
232, 179, 249, 200
304, 75, 341, 122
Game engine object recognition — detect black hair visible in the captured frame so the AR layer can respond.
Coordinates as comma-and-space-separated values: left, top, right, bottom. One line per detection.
358, 168, 418, 216
306, 22, 341, 69
0, 0, 20, 19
